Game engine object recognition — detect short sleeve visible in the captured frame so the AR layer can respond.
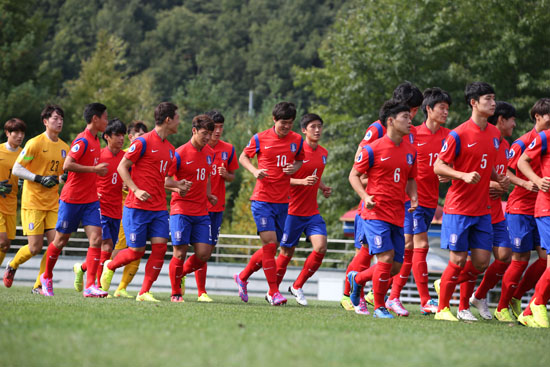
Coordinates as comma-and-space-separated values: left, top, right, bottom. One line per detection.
226, 145, 239, 171
243, 135, 259, 158
124, 138, 145, 163
69, 138, 87, 161
524, 133, 547, 161
353, 146, 373, 174
438, 131, 459, 164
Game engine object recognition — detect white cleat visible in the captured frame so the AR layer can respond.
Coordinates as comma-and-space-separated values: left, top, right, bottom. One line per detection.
289, 286, 308, 306
457, 308, 478, 322
469, 295, 493, 320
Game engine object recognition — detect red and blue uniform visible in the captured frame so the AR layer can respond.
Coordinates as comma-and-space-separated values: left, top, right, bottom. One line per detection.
491, 138, 511, 248
97, 147, 125, 242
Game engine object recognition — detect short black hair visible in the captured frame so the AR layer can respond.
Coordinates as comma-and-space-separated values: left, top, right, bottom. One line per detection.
464, 82, 495, 108
205, 110, 225, 123
127, 121, 148, 135
83, 103, 107, 123
4, 118, 26, 133
393, 82, 423, 109
300, 113, 323, 130
379, 99, 410, 127
488, 102, 516, 125
103, 118, 127, 143
41, 104, 64, 122
192, 114, 215, 131
422, 87, 452, 118
154, 102, 178, 126
530, 98, 550, 122
272, 102, 296, 121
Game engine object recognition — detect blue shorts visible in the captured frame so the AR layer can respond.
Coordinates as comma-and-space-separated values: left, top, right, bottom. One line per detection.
209, 211, 224, 246
170, 214, 211, 246
412, 206, 436, 235
122, 207, 169, 248
506, 213, 540, 253
492, 220, 511, 248
354, 214, 366, 249
56, 200, 101, 234
441, 213, 492, 252
280, 214, 327, 248
404, 201, 413, 235
101, 215, 121, 244
535, 217, 550, 252
251, 201, 288, 242
362, 219, 405, 263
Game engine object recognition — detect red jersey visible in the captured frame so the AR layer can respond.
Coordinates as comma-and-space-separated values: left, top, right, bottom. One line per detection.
438, 119, 500, 216
523, 130, 550, 217
354, 135, 417, 227
288, 143, 328, 216
359, 120, 386, 148
97, 147, 125, 219
168, 141, 214, 216
414, 123, 450, 208
124, 130, 175, 211
490, 138, 509, 224
207, 140, 239, 212
506, 129, 542, 215
243, 127, 305, 203
61, 128, 101, 204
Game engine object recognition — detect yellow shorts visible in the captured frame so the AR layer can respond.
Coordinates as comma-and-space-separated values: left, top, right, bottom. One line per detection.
22, 209, 58, 236
114, 221, 127, 250
0, 212, 16, 240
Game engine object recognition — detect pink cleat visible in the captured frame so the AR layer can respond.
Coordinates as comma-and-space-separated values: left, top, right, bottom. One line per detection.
83, 285, 108, 298
40, 273, 54, 296
354, 299, 370, 315
385, 298, 409, 317
234, 273, 248, 303
266, 291, 287, 306
171, 295, 184, 303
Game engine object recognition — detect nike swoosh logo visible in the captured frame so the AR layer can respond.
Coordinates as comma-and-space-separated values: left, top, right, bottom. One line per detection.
451, 276, 458, 280
49, 256, 56, 259
263, 266, 274, 270
90, 148, 96, 152
186, 161, 194, 164
152, 266, 162, 270
152, 149, 159, 153
496, 273, 505, 277
94, 258, 100, 261
399, 275, 408, 279
303, 160, 310, 163
42, 150, 48, 152
422, 273, 429, 277
381, 157, 391, 161
264, 146, 273, 149
417, 143, 427, 146
467, 143, 477, 147
379, 278, 389, 282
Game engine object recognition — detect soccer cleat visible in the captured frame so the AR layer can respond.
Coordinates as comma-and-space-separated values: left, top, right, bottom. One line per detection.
31, 286, 42, 295
373, 307, 394, 319
289, 286, 308, 306
114, 288, 133, 298
420, 299, 438, 315
340, 296, 354, 311
3, 261, 16, 288
457, 309, 478, 322
529, 299, 549, 328
233, 273, 248, 303
181, 275, 186, 296
354, 299, 370, 315
386, 298, 409, 317
434, 307, 458, 322
265, 291, 287, 306
517, 312, 540, 328
347, 271, 363, 307
171, 294, 184, 303
83, 285, 108, 298
365, 289, 375, 306
40, 273, 54, 296
136, 292, 160, 302
433, 279, 441, 297
73, 263, 84, 292
509, 297, 522, 318
494, 308, 515, 322
100, 260, 115, 291
197, 293, 213, 302
469, 295, 492, 320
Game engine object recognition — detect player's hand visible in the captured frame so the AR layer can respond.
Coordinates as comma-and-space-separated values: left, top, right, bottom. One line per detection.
438, 175, 451, 183
94, 163, 109, 177
35, 175, 59, 188
0, 180, 12, 197
523, 180, 539, 192
134, 188, 150, 201
218, 164, 228, 178
282, 163, 298, 175
176, 179, 192, 197
537, 177, 550, 193
60, 172, 68, 183
303, 175, 318, 186
497, 174, 510, 191
364, 194, 376, 209
408, 198, 418, 213
207, 194, 218, 206
254, 168, 268, 179
462, 171, 481, 184
122, 182, 129, 192
321, 186, 332, 198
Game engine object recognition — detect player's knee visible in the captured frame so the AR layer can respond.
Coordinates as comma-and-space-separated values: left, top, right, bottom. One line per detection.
0, 241, 10, 252
196, 252, 210, 263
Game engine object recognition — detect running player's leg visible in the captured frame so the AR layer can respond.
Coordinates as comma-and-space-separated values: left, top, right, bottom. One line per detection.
388, 202, 413, 312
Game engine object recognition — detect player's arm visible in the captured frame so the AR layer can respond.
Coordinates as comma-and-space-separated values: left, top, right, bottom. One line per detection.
406, 178, 418, 212
507, 167, 538, 192
490, 167, 510, 192
283, 160, 302, 175
239, 151, 267, 179
291, 175, 318, 186
64, 156, 108, 176
318, 179, 332, 198
517, 153, 550, 192
118, 157, 150, 201
12, 162, 57, 188
349, 167, 374, 208
218, 164, 236, 182
433, 158, 480, 184
165, 176, 192, 197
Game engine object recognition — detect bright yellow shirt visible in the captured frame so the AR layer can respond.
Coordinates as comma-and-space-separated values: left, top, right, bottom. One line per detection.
0, 143, 22, 215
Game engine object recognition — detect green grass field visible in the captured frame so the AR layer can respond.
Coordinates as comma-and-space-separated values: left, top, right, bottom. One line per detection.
1, 286, 548, 367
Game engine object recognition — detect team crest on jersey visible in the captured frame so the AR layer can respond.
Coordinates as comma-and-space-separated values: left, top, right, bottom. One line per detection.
364, 131, 372, 141
290, 143, 297, 152
260, 217, 268, 227
406, 153, 414, 165
29, 223, 34, 230
61, 150, 67, 158
450, 233, 458, 244
130, 233, 137, 242
493, 138, 500, 150
175, 231, 182, 241
409, 134, 414, 144
207, 155, 212, 165
356, 152, 363, 162
61, 221, 69, 229
508, 149, 515, 159
71, 144, 80, 153
322, 155, 327, 165
221, 151, 228, 161
528, 138, 537, 149
129, 144, 137, 153
442, 141, 448, 152
373, 235, 382, 248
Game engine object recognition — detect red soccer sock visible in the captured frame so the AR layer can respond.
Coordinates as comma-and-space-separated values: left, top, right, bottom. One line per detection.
497, 260, 528, 311
84, 247, 101, 288
140, 243, 167, 295
456, 260, 479, 284
294, 251, 325, 289
533, 268, 550, 306
81, 262, 87, 272
108, 248, 144, 270
95, 250, 112, 288
523, 295, 536, 316
195, 262, 207, 296
276, 253, 292, 286
262, 243, 279, 296
169, 256, 185, 296
240, 248, 263, 282
474, 259, 509, 300
373, 262, 392, 309
438, 261, 463, 311
183, 254, 206, 276
43, 243, 62, 279
355, 263, 377, 286
459, 278, 477, 311
389, 249, 413, 300
344, 246, 372, 296
514, 257, 547, 299
412, 248, 430, 306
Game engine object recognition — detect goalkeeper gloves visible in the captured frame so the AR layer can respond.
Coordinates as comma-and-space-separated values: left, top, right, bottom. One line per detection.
0, 179, 12, 197
34, 175, 59, 188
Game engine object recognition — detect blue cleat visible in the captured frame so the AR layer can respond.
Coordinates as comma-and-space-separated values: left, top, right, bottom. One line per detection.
373, 306, 394, 319
347, 271, 363, 307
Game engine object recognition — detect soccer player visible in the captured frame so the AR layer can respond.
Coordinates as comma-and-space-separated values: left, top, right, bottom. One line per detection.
432, 82, 508, 322
275, 113, 332, 306
347, 99, 418, 318
73, 118, 127, 292
39, 103, 109, 297
0, 119, 26, 268
101, 102, 188, 302
3, 105, 68, 292
497, 98, 550, 319
188, 110, 239, 302
234, 101, 304, 306
468, 102, 516, 321
167, 114, 217, 303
